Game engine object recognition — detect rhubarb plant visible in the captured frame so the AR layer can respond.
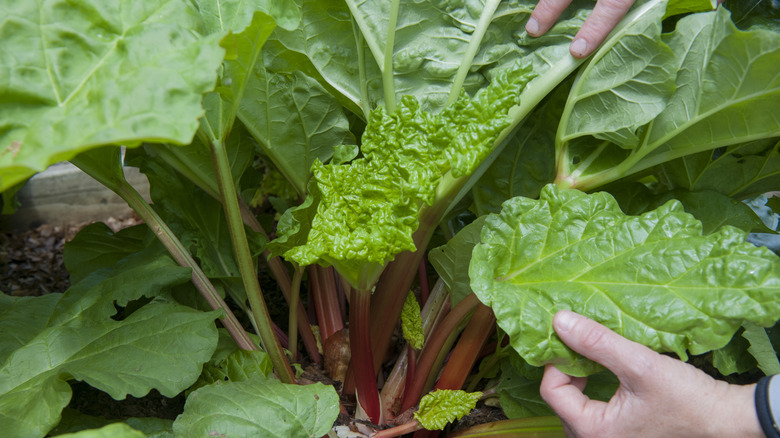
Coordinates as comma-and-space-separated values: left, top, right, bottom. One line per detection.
1, 0, 779, 437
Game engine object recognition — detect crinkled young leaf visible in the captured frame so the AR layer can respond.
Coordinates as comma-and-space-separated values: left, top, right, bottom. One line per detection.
414, 389, 482, 431
173, 376, 339, 438
270, 66, 534, 289
0, 251, 219, 438
401, 291, 424, 350
470, 184, 780, 376
0, 0, 225, 191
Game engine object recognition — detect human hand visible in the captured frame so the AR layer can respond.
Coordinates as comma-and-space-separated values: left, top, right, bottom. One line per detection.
525, 0, 636, 58
539, 310, 763, 438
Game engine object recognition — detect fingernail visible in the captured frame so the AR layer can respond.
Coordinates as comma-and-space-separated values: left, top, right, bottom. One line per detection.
555, 310, 578, 333
526, 17, 539, 35
570, 38, 588, 57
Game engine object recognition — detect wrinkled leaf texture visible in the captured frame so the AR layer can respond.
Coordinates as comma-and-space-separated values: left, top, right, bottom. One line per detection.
270, 66, 533, 290
470, 184, 780, 376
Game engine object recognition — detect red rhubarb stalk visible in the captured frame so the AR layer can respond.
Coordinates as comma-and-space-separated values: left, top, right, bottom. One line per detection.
350, 288, 381, 424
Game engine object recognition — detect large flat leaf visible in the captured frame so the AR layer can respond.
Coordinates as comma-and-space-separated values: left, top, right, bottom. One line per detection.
557, 0, 676, 149
194, 0, 300, 143
238, 66, 355, 196
658, 139, 780, 200
173, 376, 339, 438
346, 0, 594, 112
0, 0, 225, 191
470, 184, 780, 376
558, 7, 780, 190
0, 251, 219, 438
263, 0, 373, 117
429, 217, 485, 306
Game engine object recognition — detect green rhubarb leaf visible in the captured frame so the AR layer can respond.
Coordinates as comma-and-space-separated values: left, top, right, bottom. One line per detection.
346, 0, 592, 112
53, 423, 145, 438
610, 186, 775, 235
559, 7, 780, 190
658, 139, 780, 201
429, 217, 485, 306
194, 0, 299, 143
742, 322, 780, 375
0, 250, 219, 438
711, 330, 756, 376
665, 0, 717, 18
401, 291, 424, 350
558, 0, 676, 149
190, 345, 273, 394
173, 376, 339, 438
0, 0, 225, 192
263, 0, 377, 117
63, 223, 155, 284
470, 184, 780, 376
270, 65, 534, 290
239, 66, 355, 196
50, 409, 174, 438
414, 389, 482, 431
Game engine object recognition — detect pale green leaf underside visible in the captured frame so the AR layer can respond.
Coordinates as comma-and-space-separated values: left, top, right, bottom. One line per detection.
0, 0, 225, 191
53, 423, 145, 438
470, 184, 780, 376
173, 376, 339, 438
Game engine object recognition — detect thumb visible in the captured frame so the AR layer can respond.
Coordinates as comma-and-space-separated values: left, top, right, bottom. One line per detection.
569, 0, 636, 58
553, 310, 657, 389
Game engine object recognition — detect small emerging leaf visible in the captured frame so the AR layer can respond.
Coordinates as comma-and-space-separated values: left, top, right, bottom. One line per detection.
414, 389, 482, 431
401, 291, 424, 350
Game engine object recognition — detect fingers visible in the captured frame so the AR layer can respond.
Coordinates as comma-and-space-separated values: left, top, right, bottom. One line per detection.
552, 310, 656, 389
540, 364, 597, 426
526, 0, 573, 37
527, 0, 636, 58
570, 0, 635, 57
